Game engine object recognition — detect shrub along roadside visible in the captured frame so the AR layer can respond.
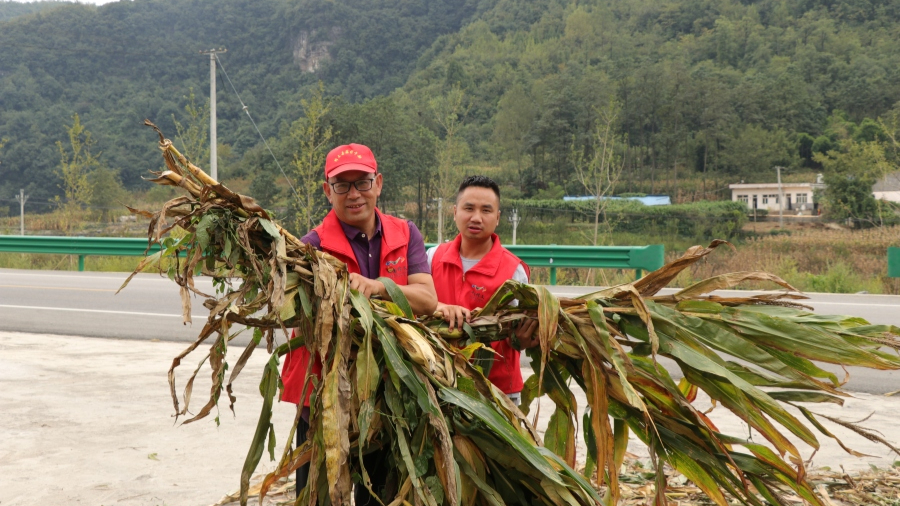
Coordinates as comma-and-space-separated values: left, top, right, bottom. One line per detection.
676, 226, 900, 294
501, 199, 747, 243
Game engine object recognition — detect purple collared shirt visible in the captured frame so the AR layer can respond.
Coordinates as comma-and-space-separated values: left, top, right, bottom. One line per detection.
300, 214, 430, 279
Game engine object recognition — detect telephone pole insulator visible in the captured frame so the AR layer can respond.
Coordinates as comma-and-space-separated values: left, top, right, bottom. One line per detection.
15, 189, 28, 236
199, 48, 227, 181
507, 208, 520, 245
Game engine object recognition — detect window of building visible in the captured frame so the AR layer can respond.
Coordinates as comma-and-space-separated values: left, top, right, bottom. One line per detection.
762, 194, 779, 204
737, 194, 748, 204
796, 193, 808, 204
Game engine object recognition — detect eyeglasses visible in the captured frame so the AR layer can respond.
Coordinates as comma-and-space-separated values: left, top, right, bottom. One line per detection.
329, 178, 376, 194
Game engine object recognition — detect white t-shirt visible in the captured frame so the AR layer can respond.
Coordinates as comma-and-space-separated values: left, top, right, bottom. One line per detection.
426, 245, 529, 283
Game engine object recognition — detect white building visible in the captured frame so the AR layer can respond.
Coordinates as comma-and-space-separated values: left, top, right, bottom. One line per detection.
873, 172, 900, 203
729, 178, 826, 214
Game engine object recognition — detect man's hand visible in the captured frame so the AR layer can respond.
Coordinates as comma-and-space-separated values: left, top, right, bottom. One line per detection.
514, 318, 540, 348
349, 273, 386, 299
436, 302, 471, 332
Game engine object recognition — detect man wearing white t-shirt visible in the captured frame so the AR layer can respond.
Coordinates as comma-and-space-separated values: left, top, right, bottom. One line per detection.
427, 175, 538, 404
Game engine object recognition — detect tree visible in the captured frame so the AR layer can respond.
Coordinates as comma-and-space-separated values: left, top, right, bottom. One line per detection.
249, 170, 280, 210
821, 173, 879, 224
429, 85, 470, 240
814, 138, 895, 226
491, 84, 536, 164
571, 102, 625, 246
88, 166, 127, 222
719, 125, 797, 179
287, 83, 333, 233
172, 88, 210, 168
55, 113, 98, 231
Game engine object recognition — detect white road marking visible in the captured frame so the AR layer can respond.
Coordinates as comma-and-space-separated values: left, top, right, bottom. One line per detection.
0, 271, 172, 282
0, 284, 116, 292
803, 301, 900, 307
0, 304, 205, 319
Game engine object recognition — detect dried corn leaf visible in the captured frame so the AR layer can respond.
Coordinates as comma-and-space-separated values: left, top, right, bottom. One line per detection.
128, 123, 900, 506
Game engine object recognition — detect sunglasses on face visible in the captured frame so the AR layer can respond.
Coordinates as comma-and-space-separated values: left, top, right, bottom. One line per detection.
329, 178, 376, 194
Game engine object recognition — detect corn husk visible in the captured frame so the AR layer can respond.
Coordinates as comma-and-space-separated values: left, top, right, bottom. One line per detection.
123, 122, 900, 506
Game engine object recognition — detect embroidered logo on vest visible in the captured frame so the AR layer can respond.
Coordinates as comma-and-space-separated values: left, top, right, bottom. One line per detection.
385, 256, 407, 275
471, 284, 487, 301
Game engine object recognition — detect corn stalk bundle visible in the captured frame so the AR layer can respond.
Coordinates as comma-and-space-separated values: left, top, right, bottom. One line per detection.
124, 121, 900, 506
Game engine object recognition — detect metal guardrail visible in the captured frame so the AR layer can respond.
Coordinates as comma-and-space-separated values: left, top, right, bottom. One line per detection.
427, 243, 665, 284
890, 247, 900, 278
1, 236, 665, 283
0, 236, 163, 271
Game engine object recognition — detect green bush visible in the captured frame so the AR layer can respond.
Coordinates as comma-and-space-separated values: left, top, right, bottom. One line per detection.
803, 261, 882, 294
503, 199, 747, 242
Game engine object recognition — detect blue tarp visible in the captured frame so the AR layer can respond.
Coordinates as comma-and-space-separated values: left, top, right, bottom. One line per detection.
563, 195, 672, 206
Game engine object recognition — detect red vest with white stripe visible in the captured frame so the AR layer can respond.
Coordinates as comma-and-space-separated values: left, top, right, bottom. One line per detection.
281, 209, 410, 405
431, 234, 529, 394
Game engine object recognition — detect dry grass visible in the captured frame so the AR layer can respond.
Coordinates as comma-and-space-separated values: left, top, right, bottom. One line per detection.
218, 459, 900, 506
602, 460, 900, 506
675, 224, 900, 294
531, 223, 900, 293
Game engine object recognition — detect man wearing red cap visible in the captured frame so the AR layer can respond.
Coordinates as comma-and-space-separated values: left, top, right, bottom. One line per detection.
281, 143, 437, 504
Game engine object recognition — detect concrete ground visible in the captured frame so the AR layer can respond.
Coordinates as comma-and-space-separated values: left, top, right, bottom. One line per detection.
2, 331, 899, 506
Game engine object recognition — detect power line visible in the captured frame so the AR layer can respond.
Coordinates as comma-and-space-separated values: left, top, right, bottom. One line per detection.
213, 53, 299, 200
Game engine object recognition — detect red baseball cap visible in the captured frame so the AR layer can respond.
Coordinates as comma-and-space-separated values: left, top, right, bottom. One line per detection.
324, 143, 377, 178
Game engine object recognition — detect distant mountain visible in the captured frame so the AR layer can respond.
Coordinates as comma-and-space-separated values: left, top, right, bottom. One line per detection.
0, 0, 68, 23
0, 0, 485, 204
3, 0, 900, 208
398, 0, 900, 193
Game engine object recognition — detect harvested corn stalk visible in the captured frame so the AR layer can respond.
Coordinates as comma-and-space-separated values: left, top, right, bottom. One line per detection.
124, 121, 900, 506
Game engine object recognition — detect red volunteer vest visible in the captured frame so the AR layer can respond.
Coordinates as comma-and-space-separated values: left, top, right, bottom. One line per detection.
431, 234, 529, 394
281, 209, 411, 405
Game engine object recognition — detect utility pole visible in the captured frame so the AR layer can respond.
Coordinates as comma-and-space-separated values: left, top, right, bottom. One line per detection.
775, 166, 785, 229
15, 189, 28, 235
507, 208, 520, 245
436, 198, 443, 243
200, 48, 226, 181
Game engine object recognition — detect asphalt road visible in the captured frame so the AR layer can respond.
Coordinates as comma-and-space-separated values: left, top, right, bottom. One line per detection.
0, 268, 220, 344
2, 267, 900, 393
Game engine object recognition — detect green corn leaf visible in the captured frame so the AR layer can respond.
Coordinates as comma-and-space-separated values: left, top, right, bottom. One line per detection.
544, 408, 572, 460
257, 218, 281, 239
439, 387, 564, 486
239, 354, 280, 506
537, 447, 605, 505
379, 276, 414, 319
375, 316, 441, 418
454, 449, 506, 506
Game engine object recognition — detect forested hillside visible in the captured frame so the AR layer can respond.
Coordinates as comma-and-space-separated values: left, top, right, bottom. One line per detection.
397, 0, 900, 198
0, 0, 484, 204
2, 0, 900, 226
0, 0, 66, 22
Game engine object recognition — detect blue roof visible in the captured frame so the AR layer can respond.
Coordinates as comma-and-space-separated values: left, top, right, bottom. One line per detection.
562, 195, 671, 206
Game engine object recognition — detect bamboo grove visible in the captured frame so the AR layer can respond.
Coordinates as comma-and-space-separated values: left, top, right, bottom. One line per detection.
121, 122, 900, 506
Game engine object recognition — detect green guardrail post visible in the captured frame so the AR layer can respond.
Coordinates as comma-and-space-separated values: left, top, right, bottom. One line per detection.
630, 244, 665, 272
78, 255, 85, 272
549, 244, 557, 285
635, 268, 642, 280
889, 247, 900, 278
